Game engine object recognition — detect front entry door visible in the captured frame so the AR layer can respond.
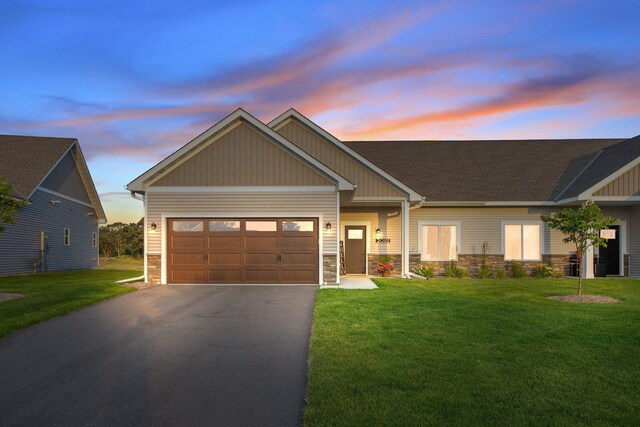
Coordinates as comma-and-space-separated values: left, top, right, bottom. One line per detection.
599, 225, 620, 275
345, 226, 366, 274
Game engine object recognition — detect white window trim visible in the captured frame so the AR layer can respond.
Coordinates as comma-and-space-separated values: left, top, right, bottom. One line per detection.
64, 228, 71, 246
92, 232, 97, 248
500, 221, 544, 261
418, 221, 461, 262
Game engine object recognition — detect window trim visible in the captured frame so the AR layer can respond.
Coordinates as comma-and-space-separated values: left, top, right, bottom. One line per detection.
500, 221, 543, 261
92, 232, 97, 248
418, 221, 461, 261
64, 228, 71, 246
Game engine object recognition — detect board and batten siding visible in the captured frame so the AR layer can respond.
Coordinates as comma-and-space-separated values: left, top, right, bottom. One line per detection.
40, 151, 92, 204
146, 191, 338, 255
152, 122, 330, 187
275, 120, 403, 199
593, 164, 640, 197
0, 189, 98, 275
409, 206, 630, 255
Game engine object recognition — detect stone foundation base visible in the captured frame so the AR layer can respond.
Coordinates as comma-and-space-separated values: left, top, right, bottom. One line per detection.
147, 254, 161, 284
409, 254, 572, 277
367, 254, 401, 277
323, 255, 337, 285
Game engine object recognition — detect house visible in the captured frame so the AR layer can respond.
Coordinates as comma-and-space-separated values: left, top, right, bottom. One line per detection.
127, 108, 640, 285
0, 135, 106, 275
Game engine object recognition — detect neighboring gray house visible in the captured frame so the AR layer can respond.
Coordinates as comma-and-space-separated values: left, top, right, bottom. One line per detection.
0, 135, 106, 275
127, 108, 640, 285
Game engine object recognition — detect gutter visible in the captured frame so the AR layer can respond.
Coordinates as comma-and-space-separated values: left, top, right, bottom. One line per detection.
130, 191, 144, 201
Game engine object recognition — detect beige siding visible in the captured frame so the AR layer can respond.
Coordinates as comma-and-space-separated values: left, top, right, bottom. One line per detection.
275, 120, 402, 198
629, 206, 640, 277
341, 208, 402, 254
152, 122, 330, 187
146, 191, 338, 255
594, 164, 640, 196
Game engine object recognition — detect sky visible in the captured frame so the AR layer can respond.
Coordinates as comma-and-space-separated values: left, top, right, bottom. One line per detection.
1, 0, 639, 224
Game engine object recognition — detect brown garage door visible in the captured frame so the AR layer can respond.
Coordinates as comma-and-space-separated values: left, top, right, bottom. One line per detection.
167, 218, 319, 284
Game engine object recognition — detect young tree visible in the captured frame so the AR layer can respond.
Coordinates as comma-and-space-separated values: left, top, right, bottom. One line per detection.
0, 178, 28, 232
542, 202, 616, 295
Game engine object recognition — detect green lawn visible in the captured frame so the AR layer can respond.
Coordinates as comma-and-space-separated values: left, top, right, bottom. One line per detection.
0, 269, 141, 340
98, 255, 144, 270
305, 278, 640, 426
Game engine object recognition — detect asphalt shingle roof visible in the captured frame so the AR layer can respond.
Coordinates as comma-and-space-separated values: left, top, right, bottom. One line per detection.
0, 134, 76, 199
344, 138, 632, 202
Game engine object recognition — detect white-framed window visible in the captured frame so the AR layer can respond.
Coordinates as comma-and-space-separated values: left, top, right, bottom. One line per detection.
502, 222, 541, 260
64, 228, 71, 246
419, 222, 460, 261
92, 232, 97, 248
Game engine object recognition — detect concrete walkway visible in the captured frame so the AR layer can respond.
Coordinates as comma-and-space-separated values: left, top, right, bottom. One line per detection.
0, 285, 317, 426
322, 275, 378, 289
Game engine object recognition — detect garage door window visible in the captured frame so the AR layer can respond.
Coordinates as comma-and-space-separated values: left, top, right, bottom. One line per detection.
283, 220, 314, 232
246, 221, 277, 232
209, 220, 240, 232
172, 221, 203, 232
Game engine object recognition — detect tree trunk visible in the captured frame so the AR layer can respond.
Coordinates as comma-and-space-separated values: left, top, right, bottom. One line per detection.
578, 275, 582, 296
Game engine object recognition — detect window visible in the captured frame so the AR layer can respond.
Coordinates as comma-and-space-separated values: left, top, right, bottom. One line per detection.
282, 220, 314, 232
246, 221, 277, 232
504, 224, 540, 260
172, 221, 203, 232
209, 221, 240, 232
347, 229, 364, 239
420, 225, 457, 261
92, 232, 97, 248
64, 228, 71, 246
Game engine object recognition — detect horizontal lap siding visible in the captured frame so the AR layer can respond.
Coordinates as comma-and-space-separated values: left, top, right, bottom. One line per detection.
146, 191, 338, 255
409, 207, 578, 255
340, 208, 402, 254
0, 189, 98, 275
629, 206, 640, 277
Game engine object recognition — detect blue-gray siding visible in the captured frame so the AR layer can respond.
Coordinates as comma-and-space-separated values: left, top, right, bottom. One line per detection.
40, 151, 91, 204
0, 189, 98, 275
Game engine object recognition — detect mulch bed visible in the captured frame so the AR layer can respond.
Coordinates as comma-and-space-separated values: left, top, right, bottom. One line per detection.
0, 293, 25, 302
547, 295, 620, 304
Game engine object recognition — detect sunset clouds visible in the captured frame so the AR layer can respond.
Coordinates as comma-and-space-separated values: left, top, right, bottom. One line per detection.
0, 0, 638, 222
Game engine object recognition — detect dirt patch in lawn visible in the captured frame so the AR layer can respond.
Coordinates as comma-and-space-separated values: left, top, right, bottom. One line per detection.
120, 281, 154, 290
547, 295, 620, 304
0, 293, 25, 302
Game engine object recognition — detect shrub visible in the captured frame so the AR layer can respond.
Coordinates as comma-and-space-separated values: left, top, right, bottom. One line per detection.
480, 262, 491, 278
376, 262, 395, 274
378, 255, 392, 263
444, 261, 468, 278
413, 266, 434, 278
511, 261, 526, 278
495, 268, 506, 279
532, 264, 554, 278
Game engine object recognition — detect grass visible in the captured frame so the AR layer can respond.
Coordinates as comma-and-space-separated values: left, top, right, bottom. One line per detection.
0, 269, 141, 340
305, 278, 640, 426
98, 255, 144, 270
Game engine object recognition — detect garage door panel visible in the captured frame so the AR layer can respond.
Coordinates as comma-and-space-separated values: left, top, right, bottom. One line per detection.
168, 218, 318, 284
282, 235, 316, 249
209, 269, 242, 282
246, 252, 279, 265
245, 236, 278, 249
208, 236, 242, 248
172, 253, 206, 265
208, 252, 241, 265
172, 236, 205, 248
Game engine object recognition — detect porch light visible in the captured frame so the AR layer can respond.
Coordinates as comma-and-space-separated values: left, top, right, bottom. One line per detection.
375, 228, 381, 237
325, 222, 332, 231
150, 222, 157, 231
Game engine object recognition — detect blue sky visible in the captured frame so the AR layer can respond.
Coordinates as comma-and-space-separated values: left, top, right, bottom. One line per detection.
1, 0, 639, 223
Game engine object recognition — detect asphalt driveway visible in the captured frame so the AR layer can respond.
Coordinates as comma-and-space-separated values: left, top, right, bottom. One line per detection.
0, 285, 317, 426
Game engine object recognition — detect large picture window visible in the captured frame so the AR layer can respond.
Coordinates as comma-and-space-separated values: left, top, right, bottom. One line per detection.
504, 224, 541, 260
420, 224, 458, 261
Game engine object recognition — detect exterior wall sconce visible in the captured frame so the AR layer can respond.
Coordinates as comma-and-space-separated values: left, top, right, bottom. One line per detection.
375, 228, 381, 237
150, 222, 157, 231
325, 222, 332, 231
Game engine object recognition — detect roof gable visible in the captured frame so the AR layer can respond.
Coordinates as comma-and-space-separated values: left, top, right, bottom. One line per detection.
269, 109, 422, 201
128, 109, 354, 192
151, 121, 331, 187
0, 134, 106, 222
40, 151, 92, 204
